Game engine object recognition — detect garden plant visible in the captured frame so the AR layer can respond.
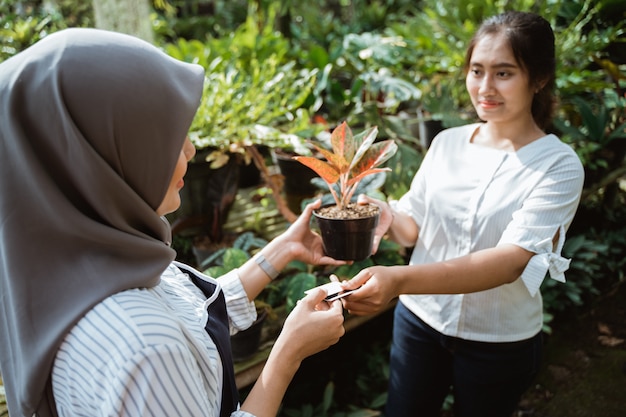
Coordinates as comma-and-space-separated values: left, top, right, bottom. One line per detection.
294, 121, 397, 260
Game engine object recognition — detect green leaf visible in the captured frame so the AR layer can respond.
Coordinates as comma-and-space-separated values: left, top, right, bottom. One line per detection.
285, 272, 317, 313
607, 121, 626, 142
222, 248, 250, 270
369, 392, 388, 409
332, 258, 375, 279
205, 265, 229, 277
322, 381, 335, 412
572, 97, 607, 142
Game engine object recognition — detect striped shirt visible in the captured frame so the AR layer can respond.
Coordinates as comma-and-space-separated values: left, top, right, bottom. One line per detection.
396, 123, 584, 342
52, 262, 257, 417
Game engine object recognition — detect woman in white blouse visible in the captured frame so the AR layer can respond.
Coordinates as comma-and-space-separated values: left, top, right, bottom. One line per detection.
339, 11, 584, 417
0, 28, 345, 417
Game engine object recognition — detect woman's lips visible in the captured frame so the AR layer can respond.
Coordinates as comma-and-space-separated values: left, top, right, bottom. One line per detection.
479, 99, 500, 109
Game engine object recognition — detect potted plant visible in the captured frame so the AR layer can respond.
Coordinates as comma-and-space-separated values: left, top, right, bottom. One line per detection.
293, 121, 397, 261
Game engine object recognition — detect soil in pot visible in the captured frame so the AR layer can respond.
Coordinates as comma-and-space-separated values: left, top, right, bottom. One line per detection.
315, 203, 379, 219
313, 203, 380, 261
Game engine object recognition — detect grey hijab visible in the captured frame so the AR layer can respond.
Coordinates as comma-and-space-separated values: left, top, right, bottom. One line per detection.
0, 28, 204, 416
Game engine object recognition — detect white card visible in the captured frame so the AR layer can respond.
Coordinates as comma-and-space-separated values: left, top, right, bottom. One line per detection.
305, 281, 357, 301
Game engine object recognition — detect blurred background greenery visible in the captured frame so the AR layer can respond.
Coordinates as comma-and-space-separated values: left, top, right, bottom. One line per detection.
1, 1, 625, 415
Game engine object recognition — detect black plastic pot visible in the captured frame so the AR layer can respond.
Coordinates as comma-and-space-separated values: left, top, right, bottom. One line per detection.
313, 207, 380, 261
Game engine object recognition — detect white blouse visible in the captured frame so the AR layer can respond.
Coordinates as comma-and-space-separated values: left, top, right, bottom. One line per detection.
52, 262, 257, 417
396, 123, 584, 342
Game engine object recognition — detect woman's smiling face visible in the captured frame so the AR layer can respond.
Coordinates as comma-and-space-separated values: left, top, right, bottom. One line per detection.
465, 33, 535, 126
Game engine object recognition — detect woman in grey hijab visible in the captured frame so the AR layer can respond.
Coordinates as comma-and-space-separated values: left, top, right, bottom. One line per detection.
0, 28, 345, 417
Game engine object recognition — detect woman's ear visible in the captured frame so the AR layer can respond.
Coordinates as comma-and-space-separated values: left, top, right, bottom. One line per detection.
535, 78, 549, 94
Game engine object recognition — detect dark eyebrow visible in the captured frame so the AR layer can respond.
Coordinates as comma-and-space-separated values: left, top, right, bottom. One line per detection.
470, 62, 518, 69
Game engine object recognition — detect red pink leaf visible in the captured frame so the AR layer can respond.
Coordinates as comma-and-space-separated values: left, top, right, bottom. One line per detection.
292, 156, 340, 184
350, 139, 397, 178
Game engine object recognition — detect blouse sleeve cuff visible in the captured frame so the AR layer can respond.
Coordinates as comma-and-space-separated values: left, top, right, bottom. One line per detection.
219, 269, 257, 333
232, 409, 256, 417
520, 225, 571, 297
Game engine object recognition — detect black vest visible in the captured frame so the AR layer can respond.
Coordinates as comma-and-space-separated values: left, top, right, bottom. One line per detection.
177, 264, 239, 417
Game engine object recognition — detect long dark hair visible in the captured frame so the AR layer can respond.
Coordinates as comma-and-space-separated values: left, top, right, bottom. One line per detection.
464, 11, 556, 129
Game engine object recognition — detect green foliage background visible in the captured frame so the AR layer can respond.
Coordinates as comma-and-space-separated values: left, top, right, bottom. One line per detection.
1, 0, 625, 415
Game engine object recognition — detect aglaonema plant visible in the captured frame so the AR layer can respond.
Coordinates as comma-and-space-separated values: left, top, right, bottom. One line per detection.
293, 121, 398, 210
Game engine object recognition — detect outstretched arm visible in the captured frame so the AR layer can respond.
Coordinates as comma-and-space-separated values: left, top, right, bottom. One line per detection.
341, 243, 533, 316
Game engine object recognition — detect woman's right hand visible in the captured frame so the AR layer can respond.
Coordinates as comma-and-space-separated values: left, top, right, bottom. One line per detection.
357, 194, 394, 253
358, 194, 419, 250
340, 265, 400, 316
271, 199, 349, 267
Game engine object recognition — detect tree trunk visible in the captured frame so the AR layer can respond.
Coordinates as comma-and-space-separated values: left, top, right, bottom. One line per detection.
93, 0, 154, 43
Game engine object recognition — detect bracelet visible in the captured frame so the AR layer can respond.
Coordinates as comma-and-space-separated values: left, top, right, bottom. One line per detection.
254, 254, 280, 281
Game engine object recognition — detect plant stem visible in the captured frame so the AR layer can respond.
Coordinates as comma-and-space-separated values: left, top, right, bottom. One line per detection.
245, 145, 298, 223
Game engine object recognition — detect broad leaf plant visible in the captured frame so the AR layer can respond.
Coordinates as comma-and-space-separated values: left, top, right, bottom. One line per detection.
294, 121, 397, 210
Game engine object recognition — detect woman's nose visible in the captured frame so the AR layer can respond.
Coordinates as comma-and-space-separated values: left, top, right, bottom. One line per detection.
479, 76, 495, 94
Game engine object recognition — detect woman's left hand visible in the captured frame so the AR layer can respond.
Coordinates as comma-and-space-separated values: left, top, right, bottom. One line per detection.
277, 199, 348, 266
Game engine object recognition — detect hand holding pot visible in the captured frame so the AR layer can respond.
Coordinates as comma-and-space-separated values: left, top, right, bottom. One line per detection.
356, 194, 395, 254
275, 199, 349, 266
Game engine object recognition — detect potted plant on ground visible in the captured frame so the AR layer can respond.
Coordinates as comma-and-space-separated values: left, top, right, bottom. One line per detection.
293, 121, 397, 261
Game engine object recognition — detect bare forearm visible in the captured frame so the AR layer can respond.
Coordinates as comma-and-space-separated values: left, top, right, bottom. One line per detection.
240, 288, 345, 416
239, 350, 300, 417
394, 244, 533, 295
342, 244, 535, 317
237, 238, 295, 301
387, 211, 419, 248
